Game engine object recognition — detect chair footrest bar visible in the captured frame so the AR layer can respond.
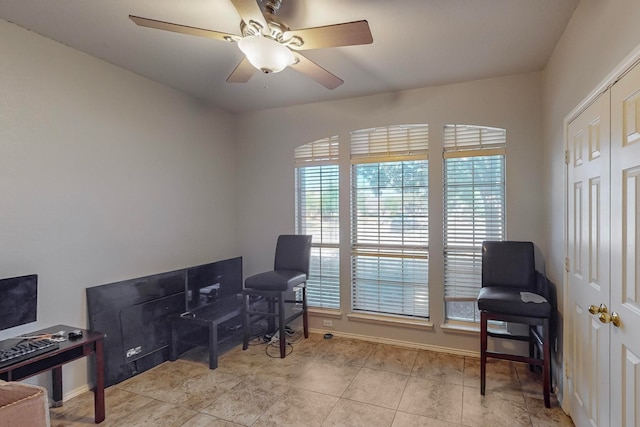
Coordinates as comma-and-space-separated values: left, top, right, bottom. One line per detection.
485, 351, 543, 366
486, 331, 531, 341
483, 312, 546, 325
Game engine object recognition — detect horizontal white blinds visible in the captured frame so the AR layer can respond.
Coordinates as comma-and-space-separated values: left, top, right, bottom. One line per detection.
351, 125, 429, 160
295, 139, 340, 309
351, 124, 429, 319
351, 252, 429, 318
443, 124, 506, 152
295, 135, 339, 165
296, 165, 339, 245
443, 125, 506, 304
308, 245, 340, 309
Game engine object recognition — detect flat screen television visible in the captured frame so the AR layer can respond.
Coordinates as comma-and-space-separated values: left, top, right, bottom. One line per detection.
0, 274, 38, 331
86, 257, 243, 386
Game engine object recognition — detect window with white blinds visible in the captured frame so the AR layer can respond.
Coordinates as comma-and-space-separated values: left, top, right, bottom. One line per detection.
295, 136, 340, 309
350, 125, 429, 319
443, 125, 506, 322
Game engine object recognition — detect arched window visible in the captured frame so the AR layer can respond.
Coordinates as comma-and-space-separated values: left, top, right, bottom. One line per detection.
294, 136, 340, 309
443, 124, 506, 322
350, 125, 429, 319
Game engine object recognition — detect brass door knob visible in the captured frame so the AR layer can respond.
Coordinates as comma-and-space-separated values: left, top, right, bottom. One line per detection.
598, 311, 621, 327
588, 304, 608, 314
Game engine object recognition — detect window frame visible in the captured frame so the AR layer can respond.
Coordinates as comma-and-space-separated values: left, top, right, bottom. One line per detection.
349, 125, 430, 320
442, 125, 506, 323
294, 137, 341, 310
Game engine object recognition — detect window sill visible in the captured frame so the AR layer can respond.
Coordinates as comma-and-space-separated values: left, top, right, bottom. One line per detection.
347, 313, 433, 331
440, 323, 480, 335
308, 308, 343, 319
440, 321, 508, 335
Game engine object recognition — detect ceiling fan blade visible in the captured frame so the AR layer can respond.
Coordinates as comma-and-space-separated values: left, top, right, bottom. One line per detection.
229, 0, 269, 32
226, 57, 256, 83
285, 20, 373, 50
290, 53, 343, 90
129, 15, 238, 41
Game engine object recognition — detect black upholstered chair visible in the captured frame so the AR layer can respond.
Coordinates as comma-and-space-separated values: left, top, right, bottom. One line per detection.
242, 234, 311, 358
477, 241, 553, 407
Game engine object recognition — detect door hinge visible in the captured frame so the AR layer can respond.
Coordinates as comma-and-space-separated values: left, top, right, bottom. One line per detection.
565, 257, 570, 272
565, 150, 570, 165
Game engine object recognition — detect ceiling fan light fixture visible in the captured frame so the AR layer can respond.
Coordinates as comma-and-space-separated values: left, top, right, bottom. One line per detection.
238, 35, 295, 74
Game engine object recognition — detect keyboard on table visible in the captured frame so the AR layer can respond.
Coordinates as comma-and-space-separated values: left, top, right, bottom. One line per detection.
0, 338, 60, 368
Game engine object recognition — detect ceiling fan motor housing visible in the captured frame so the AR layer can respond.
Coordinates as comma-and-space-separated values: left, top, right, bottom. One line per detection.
240, 9, 299, 46
261, 0, 283, 16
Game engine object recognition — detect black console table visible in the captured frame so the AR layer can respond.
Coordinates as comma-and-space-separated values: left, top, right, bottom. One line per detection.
0, 324, 105, 424
169, 295, 243, 369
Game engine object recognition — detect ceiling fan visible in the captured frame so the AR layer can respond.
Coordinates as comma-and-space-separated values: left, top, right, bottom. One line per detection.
129, 0, 373, 89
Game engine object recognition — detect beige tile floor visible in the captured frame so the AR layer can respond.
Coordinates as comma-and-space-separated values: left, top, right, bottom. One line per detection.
50, 333, 574, 427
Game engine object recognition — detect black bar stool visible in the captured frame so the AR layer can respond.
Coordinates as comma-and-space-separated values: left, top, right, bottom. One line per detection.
242, 235, 311, 358
477, 240, 554, 407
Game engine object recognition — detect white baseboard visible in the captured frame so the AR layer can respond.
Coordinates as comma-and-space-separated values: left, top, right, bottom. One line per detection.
59, 384, 91, 403
308, 328, 479, 358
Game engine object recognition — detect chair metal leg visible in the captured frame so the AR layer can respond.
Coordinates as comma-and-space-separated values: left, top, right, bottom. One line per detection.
529, 326, 536, 372
243, 286, 307, 358
480, 311, 487, 396
267, 297, 276, 333
278, 293, 286, 358
543, 318, 551, 408
302, 285, 309, 338
242, 292, 250, 351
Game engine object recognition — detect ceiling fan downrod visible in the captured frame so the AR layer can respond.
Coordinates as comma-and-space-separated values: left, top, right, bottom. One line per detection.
262, 0, 283, 16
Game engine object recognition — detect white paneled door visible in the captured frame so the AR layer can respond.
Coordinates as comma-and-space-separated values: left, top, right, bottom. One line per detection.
610, 62, 640, 427
568, 92, 611, 427
568, 60, 640, 427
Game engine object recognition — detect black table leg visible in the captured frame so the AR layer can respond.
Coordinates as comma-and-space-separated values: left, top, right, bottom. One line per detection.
208, 323, 218, 370
94, 339, 105, 423
52, 366, 63, 407
170, 319, 178, 362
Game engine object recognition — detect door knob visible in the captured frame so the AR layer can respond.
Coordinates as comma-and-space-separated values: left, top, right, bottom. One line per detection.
598, 311, 621, 327
588, 304, 608, 314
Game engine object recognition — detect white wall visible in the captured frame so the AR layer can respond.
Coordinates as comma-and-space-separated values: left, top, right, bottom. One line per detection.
236, 72, 544, 353
542, 0, 640, 402
8, 0, 635, 399
0, 20, 238, 395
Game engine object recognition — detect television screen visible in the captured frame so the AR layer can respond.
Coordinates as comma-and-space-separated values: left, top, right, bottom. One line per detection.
87, 269, 185, 386
86, 257, 242, 386
0, 274, 38, 331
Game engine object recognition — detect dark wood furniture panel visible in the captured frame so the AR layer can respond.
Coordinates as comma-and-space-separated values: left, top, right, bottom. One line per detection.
0, 325, 105, 424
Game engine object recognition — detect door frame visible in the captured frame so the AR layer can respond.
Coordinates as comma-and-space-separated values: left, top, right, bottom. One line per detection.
562, 43, 640, 417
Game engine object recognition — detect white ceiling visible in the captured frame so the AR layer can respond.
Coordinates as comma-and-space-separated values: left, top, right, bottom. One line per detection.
0, 0, 579, 113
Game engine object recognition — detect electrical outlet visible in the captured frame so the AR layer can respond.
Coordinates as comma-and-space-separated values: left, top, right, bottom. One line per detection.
322, 319, 333, 327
